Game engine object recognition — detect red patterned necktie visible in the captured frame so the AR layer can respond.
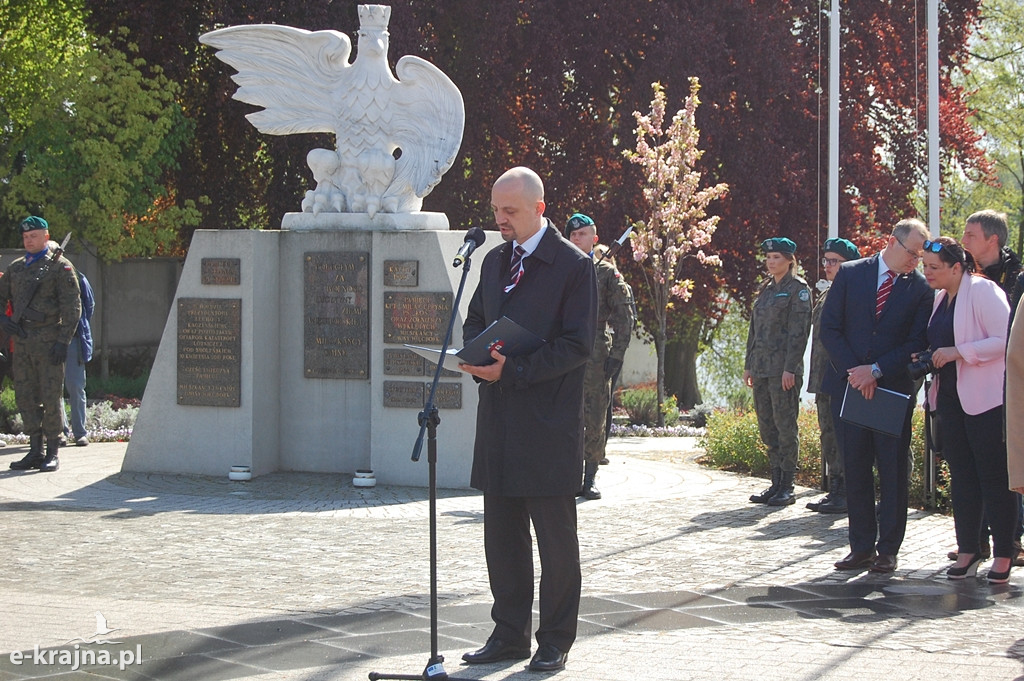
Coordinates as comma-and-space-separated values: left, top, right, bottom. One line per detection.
505, 245, 526, 293
876, 270, 895, 319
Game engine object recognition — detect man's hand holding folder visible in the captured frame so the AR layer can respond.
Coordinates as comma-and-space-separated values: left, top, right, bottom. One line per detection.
460, 348, 505, 383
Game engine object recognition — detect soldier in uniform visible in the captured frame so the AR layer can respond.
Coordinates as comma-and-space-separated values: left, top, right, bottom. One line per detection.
805, 238, 860, 514
565, 213, 636, 500
744, 237, 812, 506
0, 216, 82, 472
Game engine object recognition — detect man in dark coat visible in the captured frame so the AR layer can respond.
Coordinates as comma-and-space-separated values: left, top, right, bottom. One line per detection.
459, 166, 597, 673
821, 218, 933, 574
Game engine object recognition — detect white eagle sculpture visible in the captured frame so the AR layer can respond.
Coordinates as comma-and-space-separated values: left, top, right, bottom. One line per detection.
200, 5, 465, 219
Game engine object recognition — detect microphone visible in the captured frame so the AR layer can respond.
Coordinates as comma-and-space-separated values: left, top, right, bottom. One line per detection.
452, 227, 486, 267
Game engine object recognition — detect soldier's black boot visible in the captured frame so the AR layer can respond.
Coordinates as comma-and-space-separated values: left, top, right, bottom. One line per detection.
581, 461, 601, 500
817, 474, 847, 514
38, 438, 60, 473
10, 434, 44, 470
767, 470, 796, 506
806, 473, 837, 511
749, 467, 781, 504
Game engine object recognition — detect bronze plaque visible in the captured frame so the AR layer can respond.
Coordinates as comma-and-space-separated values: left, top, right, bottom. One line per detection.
201, 258, 241, 286
383, 260, 419, 287
383, 291, 452, 345
423, 359, 461, 379
383, 380, 424, 408
383, 349, 425, 376
304, 251, 370, 379
431, 382, 463, 410
177, 298, 241, 407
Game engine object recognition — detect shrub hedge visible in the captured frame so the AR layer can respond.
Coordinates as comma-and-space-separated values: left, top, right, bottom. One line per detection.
699, 405, 950, 511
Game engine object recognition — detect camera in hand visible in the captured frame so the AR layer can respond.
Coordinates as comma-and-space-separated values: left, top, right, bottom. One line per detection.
907, 350, 935, 380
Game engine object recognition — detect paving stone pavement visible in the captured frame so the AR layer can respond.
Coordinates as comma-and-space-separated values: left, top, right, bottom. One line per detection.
1, 438, 1024, 680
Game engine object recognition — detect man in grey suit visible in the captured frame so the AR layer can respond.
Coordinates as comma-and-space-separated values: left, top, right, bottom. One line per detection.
821, 219, 933, 573
459, 167, 597, 673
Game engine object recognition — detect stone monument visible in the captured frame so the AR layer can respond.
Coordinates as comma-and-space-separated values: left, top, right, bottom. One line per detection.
123, 5, 497, 488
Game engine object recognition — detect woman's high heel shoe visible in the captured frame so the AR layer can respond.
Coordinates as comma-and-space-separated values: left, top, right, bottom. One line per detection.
946, 553, 984, 579
987, 562, 1012, 584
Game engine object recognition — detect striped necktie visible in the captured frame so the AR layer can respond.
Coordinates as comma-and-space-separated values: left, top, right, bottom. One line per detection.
505, 245, 526, 293
875, 270, 895, 319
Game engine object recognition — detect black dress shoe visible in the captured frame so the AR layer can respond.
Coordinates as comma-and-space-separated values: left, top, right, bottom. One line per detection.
528, 644, 567, 672
462, 639, 530, 664
834, 551, 876, 570
869, 554, 898, 573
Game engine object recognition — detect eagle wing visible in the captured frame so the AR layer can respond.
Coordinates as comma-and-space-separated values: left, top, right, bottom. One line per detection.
386, 56, 465, 200
200, 24, 351, 136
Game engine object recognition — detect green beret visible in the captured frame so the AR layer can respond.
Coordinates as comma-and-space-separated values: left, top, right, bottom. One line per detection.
564, 213, 595, 238
20, 216, 48, 233
760, 237, 796, 255
823, 237, 860, 262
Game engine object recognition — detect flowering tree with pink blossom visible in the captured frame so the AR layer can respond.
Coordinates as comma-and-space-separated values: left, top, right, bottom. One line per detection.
624, 78, 728, 425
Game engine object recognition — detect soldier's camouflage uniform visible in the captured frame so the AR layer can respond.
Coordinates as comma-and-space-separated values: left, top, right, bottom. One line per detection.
0, 252, 81, 440
744, 271, 811, 473
807, 285, 841, 477
583, 257, 635, 464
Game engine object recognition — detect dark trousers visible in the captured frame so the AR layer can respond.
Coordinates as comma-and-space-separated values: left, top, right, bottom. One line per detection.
937, 395, 1017, 558
833, 393, 913, 555
483, 494, 580, 652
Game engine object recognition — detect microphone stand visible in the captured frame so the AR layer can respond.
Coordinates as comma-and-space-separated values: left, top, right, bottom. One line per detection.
370, 249, 477, 681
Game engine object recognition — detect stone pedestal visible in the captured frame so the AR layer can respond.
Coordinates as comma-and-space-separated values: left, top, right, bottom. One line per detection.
123, 220, 501, 488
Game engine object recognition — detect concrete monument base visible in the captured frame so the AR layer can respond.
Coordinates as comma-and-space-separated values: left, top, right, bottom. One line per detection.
123, 225, 501, 488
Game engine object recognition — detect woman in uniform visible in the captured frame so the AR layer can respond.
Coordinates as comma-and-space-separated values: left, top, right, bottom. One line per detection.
744, 238, 812, 506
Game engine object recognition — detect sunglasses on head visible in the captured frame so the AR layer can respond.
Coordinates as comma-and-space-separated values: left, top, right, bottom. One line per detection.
922, 240, 944, 253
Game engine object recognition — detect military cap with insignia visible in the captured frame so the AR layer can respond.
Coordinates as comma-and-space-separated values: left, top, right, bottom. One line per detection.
564, 213, 595, 238
760, 237, 797, 255
823, 237, 860, 262
20, 216, 49, 233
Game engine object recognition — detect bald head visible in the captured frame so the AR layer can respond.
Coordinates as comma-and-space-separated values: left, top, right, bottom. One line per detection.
494, 166, 544, 201
491, 166, 546, 244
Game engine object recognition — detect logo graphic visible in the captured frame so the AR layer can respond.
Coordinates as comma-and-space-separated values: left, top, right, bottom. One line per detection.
10, 613, 142, 672
64, 612, 121, 645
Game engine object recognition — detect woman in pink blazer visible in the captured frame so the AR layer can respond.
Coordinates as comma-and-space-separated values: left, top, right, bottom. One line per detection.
922, 236, 1012, 582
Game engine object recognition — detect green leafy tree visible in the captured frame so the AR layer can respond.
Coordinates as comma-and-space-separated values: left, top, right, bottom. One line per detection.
955, 0, 1024, 253
2, 36, 198, 257
624, 79, 728, 426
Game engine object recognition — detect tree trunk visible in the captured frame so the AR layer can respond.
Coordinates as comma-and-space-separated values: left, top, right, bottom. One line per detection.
663, 314, 704, 410
654, 329, 666, 427
664, 335, 702, 410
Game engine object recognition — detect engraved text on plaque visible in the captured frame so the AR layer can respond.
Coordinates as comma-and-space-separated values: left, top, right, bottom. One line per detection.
383, 292, 451, 345
177, 298, 241, 407
304, 252, 370, 378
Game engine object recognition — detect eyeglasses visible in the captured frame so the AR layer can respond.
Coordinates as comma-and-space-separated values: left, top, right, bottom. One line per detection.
894, 236, 922, 260
822, 257, 841, 267
922, 240, 944, 253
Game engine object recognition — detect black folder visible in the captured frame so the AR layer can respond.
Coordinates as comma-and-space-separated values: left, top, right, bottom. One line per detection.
839, 383, 913, 437
405, 316, 546, 373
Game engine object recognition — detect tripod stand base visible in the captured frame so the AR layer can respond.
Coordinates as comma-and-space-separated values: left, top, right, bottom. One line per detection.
369, 655, 477, 680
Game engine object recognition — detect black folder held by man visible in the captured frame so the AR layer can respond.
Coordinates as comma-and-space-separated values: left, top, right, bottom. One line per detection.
839, 382, 913, 437
405, 316, 546, 373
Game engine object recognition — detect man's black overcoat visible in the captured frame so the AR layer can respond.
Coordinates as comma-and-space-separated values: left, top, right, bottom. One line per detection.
463, 221, 598, 497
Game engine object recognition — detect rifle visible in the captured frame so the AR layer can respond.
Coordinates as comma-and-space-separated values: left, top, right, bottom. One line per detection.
6, 232, 72, 337
595, 225, 633, 265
